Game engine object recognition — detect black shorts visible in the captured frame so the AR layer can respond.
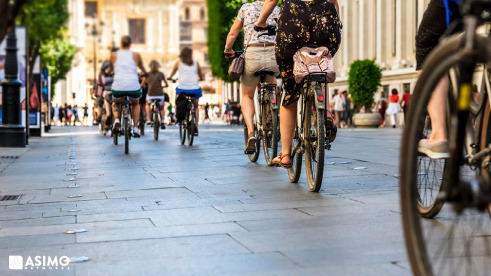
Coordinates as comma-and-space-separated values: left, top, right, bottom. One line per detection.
416, 0, 460, 70
164, 93, 170, 103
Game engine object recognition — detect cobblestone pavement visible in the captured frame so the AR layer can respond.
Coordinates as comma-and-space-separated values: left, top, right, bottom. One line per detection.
0, 124, 410, 275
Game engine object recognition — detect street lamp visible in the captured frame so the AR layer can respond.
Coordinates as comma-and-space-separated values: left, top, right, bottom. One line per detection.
85, 13, 104, 106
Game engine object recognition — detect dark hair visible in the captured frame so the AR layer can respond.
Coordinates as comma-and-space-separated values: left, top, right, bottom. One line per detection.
391, 89, 398, 95
121, 36, 132, 48
342, 90, 348, 95
179, 47, 193, 66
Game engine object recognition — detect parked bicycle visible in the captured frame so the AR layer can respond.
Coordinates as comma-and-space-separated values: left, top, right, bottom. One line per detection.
400, 1, 491, 275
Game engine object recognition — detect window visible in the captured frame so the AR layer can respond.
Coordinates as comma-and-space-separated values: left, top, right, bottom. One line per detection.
200, 8, 205, 21
85, 1, 97, 17
129, 19, 145, 44
383, 85, 390, 96
403, 83, 411, 94
204, 54, 209, 65
185, 8, 190, 21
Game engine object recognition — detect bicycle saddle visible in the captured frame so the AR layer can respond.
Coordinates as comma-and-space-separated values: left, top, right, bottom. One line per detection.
254, 71, 276, 77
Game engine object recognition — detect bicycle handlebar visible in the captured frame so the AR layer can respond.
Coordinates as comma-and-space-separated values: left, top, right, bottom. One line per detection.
254, 25, 277, 38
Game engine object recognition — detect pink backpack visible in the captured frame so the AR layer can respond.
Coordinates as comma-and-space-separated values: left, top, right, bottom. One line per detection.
293, 46, 336, 84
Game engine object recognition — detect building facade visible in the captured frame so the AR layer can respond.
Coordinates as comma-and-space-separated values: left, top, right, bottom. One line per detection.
54, 0, 182, 115
331, 0, 431, 98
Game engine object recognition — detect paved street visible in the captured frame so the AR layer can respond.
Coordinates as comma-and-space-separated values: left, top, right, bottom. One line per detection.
0, 124, 410, 275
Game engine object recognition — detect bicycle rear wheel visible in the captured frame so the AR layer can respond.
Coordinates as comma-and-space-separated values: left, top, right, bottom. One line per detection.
187, 111, 195, 146
304, 88, 325, 192
480, 99, 491, 217
113, 131, 118, 145
262, 102, 279, 166
401, 35, 491, 276
243, 123, 260, 162
153, 110, 159, 141
139, 110, 145, 136
124, 116, 129, 154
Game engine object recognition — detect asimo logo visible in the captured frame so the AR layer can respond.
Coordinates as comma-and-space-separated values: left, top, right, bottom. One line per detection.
9, 255, 70, 270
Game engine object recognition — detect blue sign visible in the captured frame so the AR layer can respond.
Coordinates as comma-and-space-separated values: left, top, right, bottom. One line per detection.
0, 110, 2, 125
29, 112, 37, 126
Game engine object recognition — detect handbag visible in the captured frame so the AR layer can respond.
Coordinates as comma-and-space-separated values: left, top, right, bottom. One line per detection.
228, 31, 254, 80
293, 46, 336, 84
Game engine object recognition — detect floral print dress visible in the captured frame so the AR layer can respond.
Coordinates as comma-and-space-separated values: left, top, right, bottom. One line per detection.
276, 0, 342, 106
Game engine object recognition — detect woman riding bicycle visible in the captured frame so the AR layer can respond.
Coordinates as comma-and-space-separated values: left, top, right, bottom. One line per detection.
168, 47, 204, 136
224, 0, 280, 153
416, 0, 461, 159
255, 0, 341, 168
146, 60, 169, 128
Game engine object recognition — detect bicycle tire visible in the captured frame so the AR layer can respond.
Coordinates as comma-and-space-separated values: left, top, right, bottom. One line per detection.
153, 110, 159, 141
187, 111, 195, 146
480, 99, 491, 217
113, 130, 118, 145
124, 116, 129, 154
304, 87, 325, 192
262, 102, 279, 166
139, 110, 145, 136
288, 131, 302, 183
179, 121, 186, 145
243, 123, 260, 162
401, 34, 491, 276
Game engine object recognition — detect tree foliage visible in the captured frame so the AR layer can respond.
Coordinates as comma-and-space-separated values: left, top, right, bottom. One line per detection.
17, 0, 72, 96
39, 36, 75, 97
207, 0, 282, 83
348, 59, 382, 110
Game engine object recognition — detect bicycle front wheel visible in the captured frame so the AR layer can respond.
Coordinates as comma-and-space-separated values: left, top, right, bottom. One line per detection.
304, 88, 325, 192
288, 128, 303, 183
401, 34, 491, 276
262, 103, 279, 166
124, 117, 129, 154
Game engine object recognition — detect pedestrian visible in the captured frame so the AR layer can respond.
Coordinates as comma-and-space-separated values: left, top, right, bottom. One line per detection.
374, 92, 387, 127
74, 105, 80, 125
343, 91, 351, 128
67, 105, 73, 125
332, 90, 345, 128
400, 88, 411, 124
214, 105, 220, 120
224, 100, 231, 123
63, 103, 69, 126
204, 102, 210, 120
53, 104, 59, 126
386, 89, 401, 128
83, 103, 89, 126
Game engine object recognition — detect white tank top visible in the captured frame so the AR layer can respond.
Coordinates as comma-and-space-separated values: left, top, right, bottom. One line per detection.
112, 50, 141, 91
178, 61, 200, 90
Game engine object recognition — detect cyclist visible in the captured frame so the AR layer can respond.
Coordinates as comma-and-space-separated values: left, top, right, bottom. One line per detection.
108, 35, 148, 138
224, 0, 280, 153
416, 0, 461, 159
255, 0, 341, 168
101, 58, 115, 134
168, 47, 204, 136
145, 60, 169, 129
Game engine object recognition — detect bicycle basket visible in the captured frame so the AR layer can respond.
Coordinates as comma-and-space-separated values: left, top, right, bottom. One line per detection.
293, 46, 336, 84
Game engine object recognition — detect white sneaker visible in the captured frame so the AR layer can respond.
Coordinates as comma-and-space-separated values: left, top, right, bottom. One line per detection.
133, 127, 141, 138
113, 119, 121, 133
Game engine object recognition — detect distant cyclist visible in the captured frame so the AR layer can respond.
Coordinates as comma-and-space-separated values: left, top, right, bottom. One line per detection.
168, 47, 204, 136
108, 35, 148, 138
146, 60, 169, 128
224, 0, 280, 153
101, 59, 114, 134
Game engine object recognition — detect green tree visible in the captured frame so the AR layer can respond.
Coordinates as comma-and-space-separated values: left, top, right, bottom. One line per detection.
39, 35, 75, 98
207, 0, 282, 83
348, 59, 382, 110
17, 0, 72, 96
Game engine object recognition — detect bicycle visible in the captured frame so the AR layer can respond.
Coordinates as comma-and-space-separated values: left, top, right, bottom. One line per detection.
178, 93, 197, 146
400, 1, 491, 275
111, 96, 133, 154
139, 107, 145, 136
285, 45, 336, 192
150, 99, 161, 141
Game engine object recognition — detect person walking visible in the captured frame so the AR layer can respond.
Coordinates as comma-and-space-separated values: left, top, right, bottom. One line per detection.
374, 91, 387, 127
83, 103, 89, 126
224, 0, 280, 152
74, 105, 80, 125
53, 104, 59, 126
386, 89, 401, 128
400, 88, 411, 124
332, 90, 345, 128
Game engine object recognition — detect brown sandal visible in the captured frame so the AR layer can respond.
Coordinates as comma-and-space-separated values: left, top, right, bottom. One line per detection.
272, 153, 292, 169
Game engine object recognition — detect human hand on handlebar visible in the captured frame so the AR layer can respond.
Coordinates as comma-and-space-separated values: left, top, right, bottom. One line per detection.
224, 48, 235, 59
